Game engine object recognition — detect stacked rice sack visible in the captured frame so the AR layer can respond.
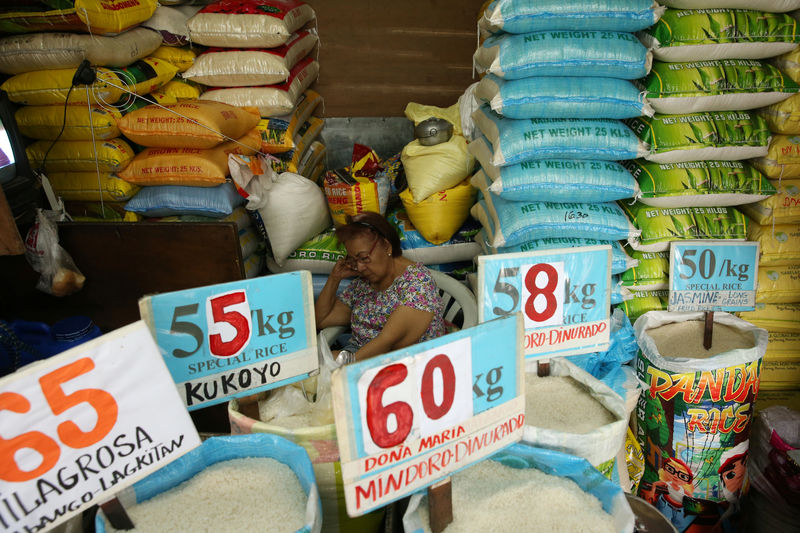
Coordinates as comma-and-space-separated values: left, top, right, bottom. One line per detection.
183, 0, 325, 182
0, 0, 176, 220
471, 0, 663, 308
617, 2, 800, 323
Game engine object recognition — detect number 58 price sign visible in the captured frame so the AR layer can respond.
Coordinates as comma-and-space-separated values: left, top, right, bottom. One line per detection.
477, 246, 612, 358
331, 314, 525, 517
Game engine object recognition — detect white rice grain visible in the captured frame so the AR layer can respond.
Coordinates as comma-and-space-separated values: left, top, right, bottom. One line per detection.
104, 457, 306, 533
525, 375, 616, 434
417, 459, 616, 533
646, 320, 755, 359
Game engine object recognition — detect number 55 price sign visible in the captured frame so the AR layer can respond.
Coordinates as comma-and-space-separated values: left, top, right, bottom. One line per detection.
477, 246, 612, 358
0, 322, 201, 532
139, 271, 318, 410
331, 314, 525, 518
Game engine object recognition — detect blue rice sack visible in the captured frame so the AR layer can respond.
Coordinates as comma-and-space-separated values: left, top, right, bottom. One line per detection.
479, 0, 664, 34
475, 74, 653, 119
469, 139, 639, 203
473, 30, 652, 80
473, 106, 649, 167
471, 192, 639, 248
96, 434, 322, 533
124, 182, 245, 218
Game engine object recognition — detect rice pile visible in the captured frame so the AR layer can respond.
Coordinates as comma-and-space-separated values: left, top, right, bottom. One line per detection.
257, 380, 335, 428
104, 457, 306, 533
525, 375, 616, 433
647, 320, 755, 359
417, 459, 616, 533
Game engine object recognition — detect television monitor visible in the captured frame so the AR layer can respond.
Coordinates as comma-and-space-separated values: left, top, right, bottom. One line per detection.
0, 89, 32, 185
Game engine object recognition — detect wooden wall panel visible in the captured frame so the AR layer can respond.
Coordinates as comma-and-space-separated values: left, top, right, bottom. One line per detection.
311, 0, 483, 117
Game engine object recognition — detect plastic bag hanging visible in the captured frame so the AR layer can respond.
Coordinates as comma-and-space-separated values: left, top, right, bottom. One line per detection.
24, 208, 85, 297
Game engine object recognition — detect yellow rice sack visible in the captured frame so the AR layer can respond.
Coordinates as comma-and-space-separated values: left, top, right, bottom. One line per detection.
297, 140, 326, 179
761, 332, 800, 384
27, 138, 135, 173
738, 302, 800, 333
401, 134, 475, 203
740, 179, 800, 224
48, 172, 139, 202
323, 171, 388, 227
399, 178, 477, 245
15, 105, 121, 141
117, 100, 261, 149
256, 90, 322, 154
269, 117, 324, 174
149, 79, 202, 102
0, 0, 158, 36
118, 147, 229, 187
149, 45, 196, 73
1, 67, 124, 105
748, 223, 800, 266
750, 134, 800, 179
64, 201, 141, 222
771, 46, 800, 85
105, 57, 178, 96
756, 264, 800, 304
758, 93, 800, 134
218, 128, 262, 156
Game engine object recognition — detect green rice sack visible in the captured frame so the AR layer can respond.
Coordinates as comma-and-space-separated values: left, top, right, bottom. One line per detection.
638, 59, 798, 115
623, 159, 776, 207
615, 289, 669, 322
620, 249, 670, 292
625, 111, 771, 164
748, 223, 800, 266
639, 9, 800, 62
740, 179, 800, 224
620, 201, 748, 252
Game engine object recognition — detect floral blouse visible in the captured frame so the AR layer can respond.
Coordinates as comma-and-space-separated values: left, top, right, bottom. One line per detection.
339, 262, 445, 349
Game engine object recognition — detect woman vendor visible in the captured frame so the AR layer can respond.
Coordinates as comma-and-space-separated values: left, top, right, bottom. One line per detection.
315, 211, 445, 364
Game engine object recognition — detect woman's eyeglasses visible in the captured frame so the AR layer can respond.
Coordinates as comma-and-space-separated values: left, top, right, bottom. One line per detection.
344, 237, 379, 269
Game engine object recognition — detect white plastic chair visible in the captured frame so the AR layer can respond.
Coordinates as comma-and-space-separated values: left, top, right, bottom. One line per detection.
320, 270, 478, 348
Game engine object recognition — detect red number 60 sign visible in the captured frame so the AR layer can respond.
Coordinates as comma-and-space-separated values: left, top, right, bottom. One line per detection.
356, 338, 473, 455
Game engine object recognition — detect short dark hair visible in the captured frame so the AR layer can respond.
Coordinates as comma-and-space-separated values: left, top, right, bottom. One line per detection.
335, 211, 402, 257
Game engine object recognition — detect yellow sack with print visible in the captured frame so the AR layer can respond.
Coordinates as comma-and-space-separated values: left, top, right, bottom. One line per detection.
118, 147, 229, 187
1, 67, 124, 105
748, 223, 800, 266
15, 105, 121, 141
761, 332, 800, 383
738, 303, 800, 333
757, 264, 800, 304
256, 90, 322, 154
0, 0, 158, 35
758, 92, 800, 134
269, 117, 324, 174
27, 138, 134, 173
400, 177, 477, 245
49, 172, 139, 202
150, 46, 196, 73
751, 134, 800, 179
771, 46, 800, 85
740, 179, 800, 224
149, 79, 202, 102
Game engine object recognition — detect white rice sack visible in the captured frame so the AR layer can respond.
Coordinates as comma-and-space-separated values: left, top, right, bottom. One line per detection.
474, 30, 651, 81
473, 106, 648, 167
476, 74, 653, 119
480, 0, 663, 34
623, 159, 776, 207
184, 30, 318, 86
401, 135, 475, 204
141, 5, 202, 47
458, 82, 481, 142
659, 0, 800, 12
187, 0, 315, 48
640, 59, 799, 115
470, 138, 638, 203
229, 153, 331, 266
471, 191, 639, 248
0, 27, 162, 75
476, 229, 637, 275
625, 112, 771, 164
640, 9, 800, 62
523, 357, 626, 477
620, 201, 748, 252
200, 57, 318, 117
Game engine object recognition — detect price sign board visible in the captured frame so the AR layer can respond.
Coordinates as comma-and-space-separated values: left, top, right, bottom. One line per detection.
0, 321, 201, 532
477, 246, 612, 358
331, 314, 525, 517
669, 241, 759, 312
139, 271, 317, 410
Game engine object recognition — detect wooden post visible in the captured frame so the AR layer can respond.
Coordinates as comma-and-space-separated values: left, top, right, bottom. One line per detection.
703, 311, 714, 350
428, 477, 453, 533
0, 185, 24, 255
100, 497, 134, 530
537, 358, 551, 377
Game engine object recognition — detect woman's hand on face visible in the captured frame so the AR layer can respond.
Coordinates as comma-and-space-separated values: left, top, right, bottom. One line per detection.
331, 257, 358, 281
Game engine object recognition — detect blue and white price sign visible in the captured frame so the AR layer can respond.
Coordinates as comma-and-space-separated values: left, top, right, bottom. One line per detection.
138, 271, 317, 410
331, 314, 525, 517
477, 246, 612, 358
669, 241, 759, 312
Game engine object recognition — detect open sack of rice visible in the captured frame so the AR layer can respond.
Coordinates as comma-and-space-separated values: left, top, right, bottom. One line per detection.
402, 444, 634, 533
95, 434, 321, 533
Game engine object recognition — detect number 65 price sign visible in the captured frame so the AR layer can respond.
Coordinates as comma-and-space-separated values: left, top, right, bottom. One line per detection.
477, 246, 612, 358
331, 314, 525, 517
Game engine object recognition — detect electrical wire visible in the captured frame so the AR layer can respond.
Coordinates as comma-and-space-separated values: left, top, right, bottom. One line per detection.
37, 84, 75, 175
